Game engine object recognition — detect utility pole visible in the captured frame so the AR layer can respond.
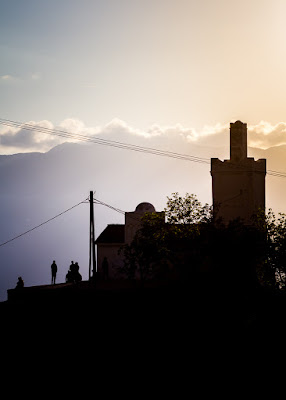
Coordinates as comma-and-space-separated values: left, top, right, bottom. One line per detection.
89, 191, 96, 282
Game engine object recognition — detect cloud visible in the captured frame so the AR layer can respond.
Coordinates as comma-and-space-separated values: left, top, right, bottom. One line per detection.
248, 121, 286, 149
0, 118, 285, 155
0, 73, 42, 84
147, 123, 198, 139
0, 74, 18, 83
0, 120, 62, 153
145, 122, 229, 149
101, 118, 148, 138
1, 75, 13, 80
58, 118, 100, 136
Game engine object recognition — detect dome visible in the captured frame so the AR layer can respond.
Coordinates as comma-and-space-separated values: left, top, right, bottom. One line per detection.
135, 202, 156, 212
231, 120, 246, 127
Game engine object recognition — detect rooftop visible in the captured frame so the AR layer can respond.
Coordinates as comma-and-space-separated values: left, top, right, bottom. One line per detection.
95, 224, 125, 244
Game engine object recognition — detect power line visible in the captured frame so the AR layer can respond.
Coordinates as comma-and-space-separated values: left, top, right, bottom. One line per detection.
0, 194, 156, 249
94, 198, 143, 223
0, 117, 210, 164
267, 170, 286, 178
1, 117, 286, 178
94, 198, 126, 216
0, 197, 88, 248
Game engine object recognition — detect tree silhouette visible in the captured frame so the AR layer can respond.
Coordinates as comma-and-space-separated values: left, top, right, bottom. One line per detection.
165, 192, 212, 225
119, 192, 286, 293
253, 208, 286, 290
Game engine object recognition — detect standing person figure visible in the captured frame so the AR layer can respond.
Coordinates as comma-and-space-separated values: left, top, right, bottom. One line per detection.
51, 260, 58, 284
16, 276, 24, 289
102, 257, 109, 280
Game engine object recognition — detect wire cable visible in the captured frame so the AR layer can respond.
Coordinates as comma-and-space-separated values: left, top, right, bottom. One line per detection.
93, 197, 164, 224
0, 117, 210, 164
94, 198, 143, 223
94, 198, 126, 216
0, 198, 88, 248
1, 117, 286, 178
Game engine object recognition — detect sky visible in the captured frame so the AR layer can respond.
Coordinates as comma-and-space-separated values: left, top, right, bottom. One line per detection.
1, 0, 286, 144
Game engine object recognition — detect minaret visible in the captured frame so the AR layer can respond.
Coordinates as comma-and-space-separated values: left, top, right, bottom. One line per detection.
211, 121, 266, 224
230, 120, 247, 161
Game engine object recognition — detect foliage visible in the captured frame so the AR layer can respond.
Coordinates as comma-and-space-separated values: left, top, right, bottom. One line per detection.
253, 208, 286, 289
119, 192, 286, 292
165, 192, 212, 225
119, 193, 212, 282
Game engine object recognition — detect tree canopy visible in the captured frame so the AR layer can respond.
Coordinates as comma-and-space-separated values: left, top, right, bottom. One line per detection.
119, 193, 213, 282
119, 192, 286, 293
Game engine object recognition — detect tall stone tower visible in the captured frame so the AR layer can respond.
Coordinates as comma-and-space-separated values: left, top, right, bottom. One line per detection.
211, 121, 266, 224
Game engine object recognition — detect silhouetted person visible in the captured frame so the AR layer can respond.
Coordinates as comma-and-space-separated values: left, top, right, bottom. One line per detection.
51, 260, 57, 284
66, 260, 82, 283
75, 262, 82, 282
16, 276, 24, 289
102, 257, 109, 280
70, 261, 75, 274
75, 261, 79, 273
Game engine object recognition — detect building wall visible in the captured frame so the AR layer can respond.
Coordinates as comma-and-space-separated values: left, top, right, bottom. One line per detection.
97, 243, 125, 279
96, 203, 165, 279
125, 212, 142, 245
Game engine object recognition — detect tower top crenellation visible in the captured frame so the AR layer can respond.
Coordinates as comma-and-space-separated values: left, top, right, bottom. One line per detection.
230, 120, 247, 161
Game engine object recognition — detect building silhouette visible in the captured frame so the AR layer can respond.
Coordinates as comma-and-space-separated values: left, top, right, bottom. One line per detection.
96, 202, 164, 278
96, 121, 267, 277
211, 120, 266, 224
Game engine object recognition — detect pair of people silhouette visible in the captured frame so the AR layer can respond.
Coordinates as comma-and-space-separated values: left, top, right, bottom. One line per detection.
66, 260, 82, 283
